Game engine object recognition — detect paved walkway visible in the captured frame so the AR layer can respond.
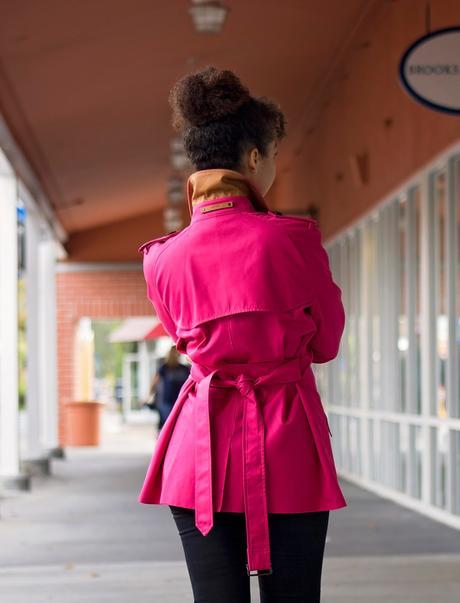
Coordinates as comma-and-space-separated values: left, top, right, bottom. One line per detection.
1, 411, 459, 602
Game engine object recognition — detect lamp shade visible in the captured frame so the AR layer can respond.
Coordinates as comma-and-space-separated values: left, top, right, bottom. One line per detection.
188, 1, 229, 34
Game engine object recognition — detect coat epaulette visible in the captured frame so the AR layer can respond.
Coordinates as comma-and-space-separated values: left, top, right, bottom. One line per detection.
138, 230, 179, 254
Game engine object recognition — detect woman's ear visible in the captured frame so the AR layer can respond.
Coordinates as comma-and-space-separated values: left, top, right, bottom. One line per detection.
247, 146, 259, 172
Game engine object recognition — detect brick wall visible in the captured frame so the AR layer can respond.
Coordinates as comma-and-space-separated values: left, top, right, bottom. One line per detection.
56, 267, 152, 445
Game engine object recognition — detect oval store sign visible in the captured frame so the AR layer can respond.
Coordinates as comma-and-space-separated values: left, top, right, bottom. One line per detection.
399, 27, 460, 115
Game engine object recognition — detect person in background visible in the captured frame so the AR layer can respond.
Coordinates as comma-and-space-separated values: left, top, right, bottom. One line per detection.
144, 345, 190, 432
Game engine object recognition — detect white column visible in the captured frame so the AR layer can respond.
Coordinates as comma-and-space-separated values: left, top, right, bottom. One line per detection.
0, 151, 29, 490
122, 356, 132, 420
74, 317, 95, 401
23, 205, 62, 472
38, 237, 61, 456
24, 208, 50, 470
138, 340, 151, 402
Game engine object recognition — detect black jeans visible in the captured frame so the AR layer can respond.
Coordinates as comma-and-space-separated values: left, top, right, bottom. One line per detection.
169, 505, 330, 603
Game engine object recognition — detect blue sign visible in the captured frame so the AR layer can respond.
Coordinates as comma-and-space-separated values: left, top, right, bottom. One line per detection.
17, 205, 26, 222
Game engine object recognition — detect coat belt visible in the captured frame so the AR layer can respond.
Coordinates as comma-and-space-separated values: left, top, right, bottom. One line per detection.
189, 356, 306, 576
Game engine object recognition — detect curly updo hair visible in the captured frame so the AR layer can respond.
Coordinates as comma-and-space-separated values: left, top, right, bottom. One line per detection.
168, 65, 287, 171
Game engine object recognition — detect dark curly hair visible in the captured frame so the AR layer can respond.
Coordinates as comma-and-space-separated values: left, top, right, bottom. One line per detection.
168, 65, 287, 171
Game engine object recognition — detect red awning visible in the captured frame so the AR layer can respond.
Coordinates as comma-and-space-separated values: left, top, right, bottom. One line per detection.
145, 322, 169, 339
109, 316, 170, 342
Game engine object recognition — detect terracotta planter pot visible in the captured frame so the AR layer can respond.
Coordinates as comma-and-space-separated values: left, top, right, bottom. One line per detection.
65, 401, 105, 446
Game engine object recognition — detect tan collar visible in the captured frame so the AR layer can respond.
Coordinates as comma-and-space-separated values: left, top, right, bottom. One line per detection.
186, 169, 269, 217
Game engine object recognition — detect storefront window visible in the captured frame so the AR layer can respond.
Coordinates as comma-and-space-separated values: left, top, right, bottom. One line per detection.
349, 230, 361, 408
456, 159, 460, 419
329, 244, 341, 407
339, 238, 350, 406
414, 188, 422, 415
431, 425, 449, 509
409, 424, 423, 500
322, 146, 460, 518
399, 198, 407, 412
434, 171, 448, 418
369, 217, 381, 409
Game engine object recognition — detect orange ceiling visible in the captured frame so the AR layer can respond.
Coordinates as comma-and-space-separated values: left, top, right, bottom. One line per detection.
0, 0, 369, 235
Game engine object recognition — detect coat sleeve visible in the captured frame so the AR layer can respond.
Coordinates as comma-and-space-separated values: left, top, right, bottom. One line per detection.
305, 223, 345, 364
142, 252, 179, 343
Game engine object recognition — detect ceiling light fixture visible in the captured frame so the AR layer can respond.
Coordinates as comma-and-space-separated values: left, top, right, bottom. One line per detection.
170, 137, 190, 171
163, 206, 183, 231
188, 0, 230, 34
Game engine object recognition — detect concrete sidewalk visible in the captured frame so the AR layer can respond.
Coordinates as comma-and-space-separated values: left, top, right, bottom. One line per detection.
1, 411, 459, 602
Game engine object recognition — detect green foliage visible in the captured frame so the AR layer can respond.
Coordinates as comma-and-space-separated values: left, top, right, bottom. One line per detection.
92, 320, 136, 387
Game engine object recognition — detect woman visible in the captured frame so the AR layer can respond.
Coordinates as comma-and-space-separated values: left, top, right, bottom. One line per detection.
145, 346, 190, 432
138, 66, 347, 602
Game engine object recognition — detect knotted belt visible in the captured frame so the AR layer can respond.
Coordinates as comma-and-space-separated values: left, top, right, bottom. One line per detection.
190, 355, 306, 576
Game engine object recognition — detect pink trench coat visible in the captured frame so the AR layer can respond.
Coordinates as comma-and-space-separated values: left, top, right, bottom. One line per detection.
138, 169, 347, 576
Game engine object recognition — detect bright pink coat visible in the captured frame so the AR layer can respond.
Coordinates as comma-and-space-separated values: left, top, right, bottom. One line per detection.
138, 169, 347, 576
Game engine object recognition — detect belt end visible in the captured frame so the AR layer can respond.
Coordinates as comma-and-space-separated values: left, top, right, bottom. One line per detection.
246, 563, 273, 577
195, 520, 213, 536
